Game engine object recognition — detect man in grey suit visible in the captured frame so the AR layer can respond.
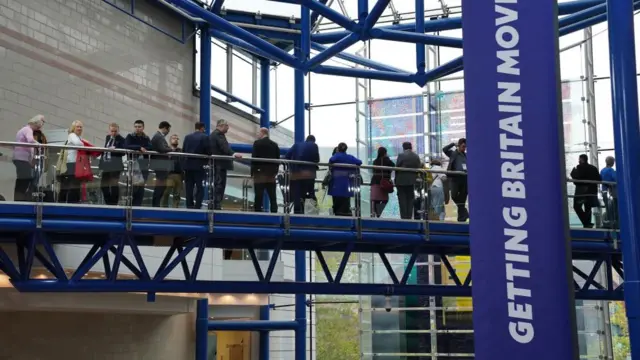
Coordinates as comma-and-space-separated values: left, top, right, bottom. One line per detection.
395, 142, 422, 220
150, 121, 173, 207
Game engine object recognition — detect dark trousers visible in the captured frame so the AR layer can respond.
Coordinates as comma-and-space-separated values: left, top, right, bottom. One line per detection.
100, 171, 121, 205
152, 171, 168, 207
397, 185, 415, 220
13, 160, 33, 202
213, 167, 228, 210
132, 171, 149, 207
59, 163, 81, 204
451, 180, 469, 222
254, 181, 278, 213
332, 196, 351, 216
574, 194, 597, 228
185, 170, 205, 209
372, 201, 387, 218
291, 178, 316, 214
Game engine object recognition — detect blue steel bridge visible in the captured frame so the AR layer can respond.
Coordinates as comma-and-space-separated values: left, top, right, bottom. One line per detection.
0, 142, 622, 301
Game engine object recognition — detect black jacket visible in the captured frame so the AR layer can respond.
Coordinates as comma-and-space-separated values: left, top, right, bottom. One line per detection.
183, 131, 211, 171
571, 163, 601, 196
210, 129, 235, 170
124, 132, 152, 171
150, 131, 172, 172
99, 134, 125, 172
251, 137, 281, 179
371, 156, 395, 185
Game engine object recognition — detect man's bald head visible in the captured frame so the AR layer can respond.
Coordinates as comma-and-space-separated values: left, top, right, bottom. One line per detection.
258, 127, 269, 139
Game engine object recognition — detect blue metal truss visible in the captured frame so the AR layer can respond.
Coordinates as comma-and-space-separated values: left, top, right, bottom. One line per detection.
155, 0, 624, 87
0, 203, 623, 300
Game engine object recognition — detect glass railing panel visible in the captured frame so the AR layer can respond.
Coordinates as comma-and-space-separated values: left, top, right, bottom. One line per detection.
0, 143, 25, 202
0, 141, 622, 233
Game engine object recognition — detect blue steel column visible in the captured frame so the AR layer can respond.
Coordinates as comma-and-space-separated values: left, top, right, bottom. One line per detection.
607, 0, 640, 357
200, 26, 212, 134
260, 57, 271, 212
259, 305, 271, 360
415, 0, 426, 74
196, 298, 209, 360
294, 6, 310, 360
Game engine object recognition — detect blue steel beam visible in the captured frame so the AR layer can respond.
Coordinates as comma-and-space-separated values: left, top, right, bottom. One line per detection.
607, 0, 640, 356
273, 0, 358, 31
211, 0, 224, 13
310, 0, 330, 28
167, 0, 301, 68
362, 0, 391, 32
196, 299, 208, 360
416, 56, 464, 86
311, 42, 409, 72
312, 17, 461, 44
310, 0, 604, 44
415, 0, 426, 74
313, 65, 416, 83
259, 306, 270, 360
305, 33, 361, 70
370, 28, 463, 48
200, 26, 212, 134
560, 0, 640, 36
559, 1, 609, 28
9, 280, 623, 300
208, 320, 299, 331
358, 0, 369, 22
260, 58, 271, 128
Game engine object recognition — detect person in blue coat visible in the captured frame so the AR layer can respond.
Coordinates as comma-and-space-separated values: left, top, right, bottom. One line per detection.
328, 142, 362, 216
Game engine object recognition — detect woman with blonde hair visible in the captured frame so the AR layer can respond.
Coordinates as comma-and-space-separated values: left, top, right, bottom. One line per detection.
57, 120, 85, 203
13, 115, 44, 201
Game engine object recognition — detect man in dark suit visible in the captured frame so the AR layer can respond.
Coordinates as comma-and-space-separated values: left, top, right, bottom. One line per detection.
210, 119, 242, 210
251, 128, 281, 213
99, 123, 125, 205
182, 122, 211, 209
150, 121, 173, 207
285, 135, 320, 214
443, 138, 468, 222
571, 154, 602, 228
395, 142, 422, 220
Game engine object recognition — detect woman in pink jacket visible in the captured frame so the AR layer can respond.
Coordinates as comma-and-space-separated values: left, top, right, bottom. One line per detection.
12, 115, 44, 201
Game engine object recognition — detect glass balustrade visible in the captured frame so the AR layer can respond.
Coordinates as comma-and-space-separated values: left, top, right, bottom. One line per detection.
0, 141, 618, 229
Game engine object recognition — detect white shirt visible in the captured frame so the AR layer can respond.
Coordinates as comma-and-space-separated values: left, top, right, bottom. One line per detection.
431, 165, 447, 188
65, 133, 83, 163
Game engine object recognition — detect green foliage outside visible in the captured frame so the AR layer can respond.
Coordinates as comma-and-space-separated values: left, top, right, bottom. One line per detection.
610, 301, 630, 360
314, 252, 361, 360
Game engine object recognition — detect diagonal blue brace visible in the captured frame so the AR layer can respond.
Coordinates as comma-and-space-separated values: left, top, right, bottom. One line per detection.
362, 0, 392, 33
415, 56, 463, 86
211, 0, 225, 13
272, 0, 359, 32
167, 0, 301, 68
371, 28, 463, 48
306, 33, 360, 70
314, 65, 415, 83
311, 42, 408, 72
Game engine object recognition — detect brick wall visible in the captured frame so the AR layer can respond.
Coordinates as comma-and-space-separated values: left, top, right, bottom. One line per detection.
0, 311, 195, 360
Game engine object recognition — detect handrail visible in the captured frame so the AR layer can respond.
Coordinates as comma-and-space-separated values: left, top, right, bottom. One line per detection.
0, 141, 617, 186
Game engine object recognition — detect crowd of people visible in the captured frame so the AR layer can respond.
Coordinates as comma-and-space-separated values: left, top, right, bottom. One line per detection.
9, 115, 618, 227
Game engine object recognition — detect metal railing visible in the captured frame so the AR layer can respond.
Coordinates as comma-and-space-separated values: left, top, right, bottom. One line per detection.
0, 141, 618, 230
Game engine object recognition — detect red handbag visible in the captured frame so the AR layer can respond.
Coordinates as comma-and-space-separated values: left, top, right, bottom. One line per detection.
380, 178, 394, 193
74, 152, 93, 181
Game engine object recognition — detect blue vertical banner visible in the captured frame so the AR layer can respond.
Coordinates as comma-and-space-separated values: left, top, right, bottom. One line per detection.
462, 1, 578, 360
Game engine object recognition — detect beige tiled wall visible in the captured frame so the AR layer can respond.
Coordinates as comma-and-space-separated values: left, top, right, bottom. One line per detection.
0, 311, 195, 360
